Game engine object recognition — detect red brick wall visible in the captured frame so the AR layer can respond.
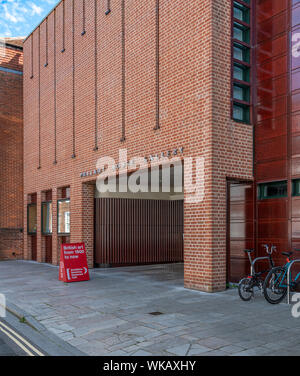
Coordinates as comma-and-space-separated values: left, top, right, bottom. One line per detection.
23, 0, 253, 291
0, 43, 24, 260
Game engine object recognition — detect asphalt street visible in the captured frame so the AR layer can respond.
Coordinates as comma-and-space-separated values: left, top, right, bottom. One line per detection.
0, 316, 45, 356
0, 328, 21, 356
0, 319, 29, 356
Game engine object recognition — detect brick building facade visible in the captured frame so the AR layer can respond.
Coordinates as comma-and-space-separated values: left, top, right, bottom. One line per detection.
0, 38, 24, 260
22, 0, 299, 292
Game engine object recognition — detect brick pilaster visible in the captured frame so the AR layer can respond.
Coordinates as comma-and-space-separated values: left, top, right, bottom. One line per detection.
36, 191, 42, 262
52, 188, 58, 265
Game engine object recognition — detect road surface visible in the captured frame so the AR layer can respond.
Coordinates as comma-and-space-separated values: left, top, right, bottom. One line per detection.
0, 318, 45, 356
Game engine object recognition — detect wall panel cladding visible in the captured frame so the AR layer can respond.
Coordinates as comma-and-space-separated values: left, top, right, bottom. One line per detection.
255, 0, 290, 179
0, 43, 24, 260
23, 0, 253, 292
255, 0, 300, 270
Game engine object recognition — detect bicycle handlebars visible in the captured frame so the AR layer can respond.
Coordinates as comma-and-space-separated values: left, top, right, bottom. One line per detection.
262, 244, 276, 255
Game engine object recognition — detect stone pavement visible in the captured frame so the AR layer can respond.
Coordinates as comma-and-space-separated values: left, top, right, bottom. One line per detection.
0, 260, 300, 356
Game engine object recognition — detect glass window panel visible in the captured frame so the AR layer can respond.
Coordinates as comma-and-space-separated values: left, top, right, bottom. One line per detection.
233, 83, 250, 102
234, 26, 244, 41
234, 24, 250, 44
234, 85, 244, 101
259, 181, 287, 200
234, 7, 243, 21
234, 65, 244, 81
233, 2, 250, 23
234, 63, 250, 82
58, 200, 70, 234
42, 202, 52, 234
233, 104, 244, 121
234, 46, 243, 61
292, 29, 300, 70
233, 43, 250, 63
28, 204, 37, 234
293, 179, 300, 196
233, 103, 250, 123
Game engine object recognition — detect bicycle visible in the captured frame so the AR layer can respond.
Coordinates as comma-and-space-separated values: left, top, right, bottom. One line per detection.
263, 250, 300, 304
238, 244, 276, 301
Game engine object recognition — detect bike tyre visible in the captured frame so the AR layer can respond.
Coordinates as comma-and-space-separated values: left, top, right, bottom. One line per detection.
263, 267, 287, 305
238, 277, 253, 301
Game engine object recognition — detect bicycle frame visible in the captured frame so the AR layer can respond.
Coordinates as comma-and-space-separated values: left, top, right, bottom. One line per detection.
273, 261, 300, 289
287, 259, 300, 304
239, 245, 276, 301
247, 250, 274, 277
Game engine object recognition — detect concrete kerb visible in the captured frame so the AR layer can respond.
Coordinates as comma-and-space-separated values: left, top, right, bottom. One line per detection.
0, 298, 86, 356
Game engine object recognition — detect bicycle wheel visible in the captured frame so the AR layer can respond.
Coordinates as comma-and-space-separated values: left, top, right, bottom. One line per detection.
238, 278, 253, 301
263, 267, 287, 304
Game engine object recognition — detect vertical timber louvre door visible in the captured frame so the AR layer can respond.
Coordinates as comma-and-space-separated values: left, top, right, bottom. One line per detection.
95, 198, 183, 266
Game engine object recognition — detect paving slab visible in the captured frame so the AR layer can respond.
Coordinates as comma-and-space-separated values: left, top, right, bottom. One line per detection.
0, 260, 299, 356
166, 344, 190, 356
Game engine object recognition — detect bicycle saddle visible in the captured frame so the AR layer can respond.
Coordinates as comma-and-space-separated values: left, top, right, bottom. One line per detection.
282, 252, 293, 257
244, 249, 254, 253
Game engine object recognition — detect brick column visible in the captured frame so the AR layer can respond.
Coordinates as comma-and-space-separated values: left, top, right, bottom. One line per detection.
70, 183, 80, 245
82, 183, 95, 268
70, 182, 94, 268
36, 191, 42, 262
23, 193, 29, 260
184, 161, 218, 292
52, 187, 58, 265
